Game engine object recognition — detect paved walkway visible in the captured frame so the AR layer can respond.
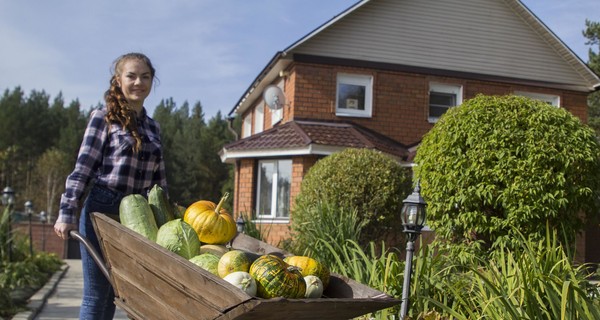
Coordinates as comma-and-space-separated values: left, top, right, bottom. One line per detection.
14, 259, 129, 320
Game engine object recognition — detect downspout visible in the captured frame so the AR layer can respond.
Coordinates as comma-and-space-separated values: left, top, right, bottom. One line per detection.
227, 116, 239, 141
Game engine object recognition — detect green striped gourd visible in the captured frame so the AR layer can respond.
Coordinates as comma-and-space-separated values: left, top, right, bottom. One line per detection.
249, 254, 306, 299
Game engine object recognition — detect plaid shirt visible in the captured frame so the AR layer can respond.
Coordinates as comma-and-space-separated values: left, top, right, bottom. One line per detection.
57, 108, 168, 224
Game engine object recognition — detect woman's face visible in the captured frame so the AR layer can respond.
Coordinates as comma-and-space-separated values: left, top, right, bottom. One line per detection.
116, 59, 153, 111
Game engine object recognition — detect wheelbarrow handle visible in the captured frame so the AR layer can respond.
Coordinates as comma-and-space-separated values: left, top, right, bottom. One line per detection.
69, 230, 112, 285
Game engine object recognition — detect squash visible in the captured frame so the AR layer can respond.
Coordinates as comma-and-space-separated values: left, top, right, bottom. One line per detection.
249, 254, 306, 299
200, 244, 229, 257
189, 253, 220, 276
184, 193, 236, 244
303, 275, 324, 298
284, 256, 331, 288
173, 203, 187, 219
223, 271, 257, 296
218, 250, 251, 278
148, 184, 175, 227
119, 194, 158, 241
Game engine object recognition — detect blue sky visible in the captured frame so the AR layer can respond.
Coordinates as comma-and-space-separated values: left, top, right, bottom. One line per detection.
0, 0, 598, 120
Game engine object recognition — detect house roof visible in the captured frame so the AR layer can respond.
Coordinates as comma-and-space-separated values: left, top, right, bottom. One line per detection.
229, 0, 600, 117
219, 120, 412, 163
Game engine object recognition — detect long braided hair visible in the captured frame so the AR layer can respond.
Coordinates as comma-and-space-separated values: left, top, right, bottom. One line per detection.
104, 52, 156, 153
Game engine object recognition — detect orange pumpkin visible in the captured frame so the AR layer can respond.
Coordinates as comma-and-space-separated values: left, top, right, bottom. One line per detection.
184, 193, 236, 244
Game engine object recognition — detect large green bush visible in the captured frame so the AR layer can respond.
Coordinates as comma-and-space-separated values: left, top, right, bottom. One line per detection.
414, 94, 600, 256
292, 148, 412, 250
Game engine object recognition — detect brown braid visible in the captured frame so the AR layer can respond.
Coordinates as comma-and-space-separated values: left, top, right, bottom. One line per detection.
103, 53, 156, 153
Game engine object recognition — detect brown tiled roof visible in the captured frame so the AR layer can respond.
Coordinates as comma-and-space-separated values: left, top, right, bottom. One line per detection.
223, 120, 410, 160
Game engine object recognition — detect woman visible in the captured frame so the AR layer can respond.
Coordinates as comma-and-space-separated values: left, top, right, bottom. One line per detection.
54, 52, 168, 320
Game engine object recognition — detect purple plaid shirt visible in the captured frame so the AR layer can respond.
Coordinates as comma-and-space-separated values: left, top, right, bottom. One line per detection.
57, 108, 168, 224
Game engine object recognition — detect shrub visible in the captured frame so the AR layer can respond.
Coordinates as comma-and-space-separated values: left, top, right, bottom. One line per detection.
285, 200, 367, 260
292, 148, 413, 248
414, 94, 600, 256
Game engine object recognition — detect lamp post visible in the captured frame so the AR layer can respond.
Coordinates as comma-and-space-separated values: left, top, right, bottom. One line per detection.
40, 211, 47, 251
24, 200, 33, 257
2, 186, 16, 261
399, 182, 427, 320
236, 216, 246, 234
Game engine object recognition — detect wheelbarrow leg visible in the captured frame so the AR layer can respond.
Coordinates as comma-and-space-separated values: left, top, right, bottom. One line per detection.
69, 230, 112, 286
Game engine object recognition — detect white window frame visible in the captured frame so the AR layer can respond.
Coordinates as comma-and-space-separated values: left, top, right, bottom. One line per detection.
256, 159, 292, 220
514, 91, 560, 107
242, 112, 252, 138
428, 83, 463, 123
254, 102, 264, 134
336, 73, 373, 118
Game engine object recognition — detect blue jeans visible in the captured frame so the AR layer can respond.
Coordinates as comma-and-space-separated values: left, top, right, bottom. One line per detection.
79, 185, 123, 320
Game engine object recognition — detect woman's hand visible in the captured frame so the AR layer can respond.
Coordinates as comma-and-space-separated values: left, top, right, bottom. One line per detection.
54, 221, 77, 240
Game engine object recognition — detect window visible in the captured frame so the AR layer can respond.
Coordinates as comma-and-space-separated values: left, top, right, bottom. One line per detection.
336, 73, 373, 117
242, 112, 252, 138
271, 105, 283, 125
429, 83, 462, 123
514, 91, 560, 107
256, 159, 292, 219
254, 103, 264, 134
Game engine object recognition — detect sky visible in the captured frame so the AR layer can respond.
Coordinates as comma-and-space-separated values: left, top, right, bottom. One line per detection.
0, 0, 598, 120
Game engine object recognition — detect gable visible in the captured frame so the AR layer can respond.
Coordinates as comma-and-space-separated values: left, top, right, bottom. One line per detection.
230, 0, 599, 117
287, 0, 598, 92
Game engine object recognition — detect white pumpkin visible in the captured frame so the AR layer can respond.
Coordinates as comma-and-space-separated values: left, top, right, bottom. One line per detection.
304, 275, 324, 298
223, 271, 257, 297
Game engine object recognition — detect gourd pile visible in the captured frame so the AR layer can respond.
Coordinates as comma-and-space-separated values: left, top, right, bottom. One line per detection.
119, 185, 330, 299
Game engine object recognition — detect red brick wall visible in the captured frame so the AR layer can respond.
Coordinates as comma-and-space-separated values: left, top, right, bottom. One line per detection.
289, 63, 590, 145
234, 159, 256, 215
12, 222, 67, 258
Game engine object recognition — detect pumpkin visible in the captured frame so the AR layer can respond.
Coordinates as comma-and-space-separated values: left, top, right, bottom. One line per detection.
218, 250, 251, 278
284, 256, 331, 288
223, 271, 257, 296
119, 194, 159, 241
249, 254, 306, 299
184, 193, 236, 244
303, 275, 324, 298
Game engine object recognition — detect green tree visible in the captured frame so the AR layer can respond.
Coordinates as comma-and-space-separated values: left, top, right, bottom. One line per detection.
32, 148, 72, 220
584, 20, 600, 135
414, 95, 600, 257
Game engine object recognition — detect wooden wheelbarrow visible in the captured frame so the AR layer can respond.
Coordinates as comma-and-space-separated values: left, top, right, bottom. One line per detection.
71, 212, 400, 320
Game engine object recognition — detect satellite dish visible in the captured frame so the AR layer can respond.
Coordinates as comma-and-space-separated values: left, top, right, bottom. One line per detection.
263, 85, 285, 110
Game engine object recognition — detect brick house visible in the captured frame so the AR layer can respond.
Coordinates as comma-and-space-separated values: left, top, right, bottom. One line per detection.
220, 0, 600, 260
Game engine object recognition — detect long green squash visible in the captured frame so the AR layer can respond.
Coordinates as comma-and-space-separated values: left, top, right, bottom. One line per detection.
148, 184, 175, 227
119, 194, 159, 241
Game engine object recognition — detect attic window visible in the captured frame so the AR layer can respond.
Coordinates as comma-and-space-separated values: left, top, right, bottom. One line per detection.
429, 83, 462, 123
514, 91, 560, 107
336, 73, 373, 118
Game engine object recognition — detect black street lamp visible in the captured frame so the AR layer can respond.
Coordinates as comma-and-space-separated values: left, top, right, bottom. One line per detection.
40, 211, 47, 251
236, 215, 246, 234
2, 186, 15, 261
24, 200, 33, 257
400, 182, 427, 320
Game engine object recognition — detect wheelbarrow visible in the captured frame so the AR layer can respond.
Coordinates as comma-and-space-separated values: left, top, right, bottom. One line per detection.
71, 212, 400, 320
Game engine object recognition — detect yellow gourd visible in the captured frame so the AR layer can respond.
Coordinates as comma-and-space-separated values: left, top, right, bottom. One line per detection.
184, 193, 236, 244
